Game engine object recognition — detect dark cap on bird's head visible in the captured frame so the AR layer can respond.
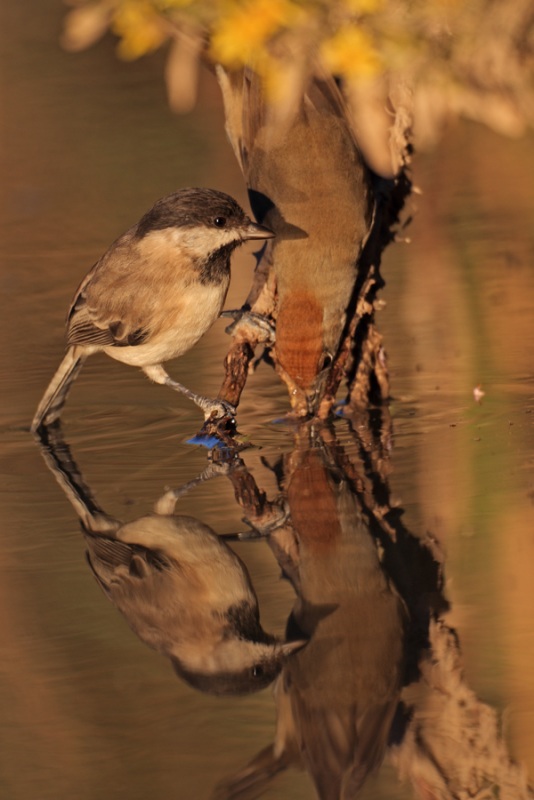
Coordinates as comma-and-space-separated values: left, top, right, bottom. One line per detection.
135, 187, 275, 242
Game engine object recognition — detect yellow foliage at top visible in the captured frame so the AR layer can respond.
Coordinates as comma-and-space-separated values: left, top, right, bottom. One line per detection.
156, 0, 196, 8
62, 0, 398, 79
210, 0, 301, 69
342, 0, 384, 13
321, 26, 383, 78
112, 0, 168, 59
62, 0, 534, 148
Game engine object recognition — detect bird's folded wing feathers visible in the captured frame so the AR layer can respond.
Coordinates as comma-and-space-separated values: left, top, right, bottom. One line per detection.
84, 531, 170, 582
67, 293, 149, 347
67, 306, 116, 346
66, 228, 151, 348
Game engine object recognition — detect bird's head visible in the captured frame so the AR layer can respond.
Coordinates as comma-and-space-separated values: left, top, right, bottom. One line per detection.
171, 638, 307, 696
135, 188, 274, 254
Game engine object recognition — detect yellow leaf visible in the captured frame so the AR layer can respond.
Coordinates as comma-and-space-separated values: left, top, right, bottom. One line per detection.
112, 0, 168, 59
210, 0, 299, 68
321, 25, 383, 79
342, 0, 384, 14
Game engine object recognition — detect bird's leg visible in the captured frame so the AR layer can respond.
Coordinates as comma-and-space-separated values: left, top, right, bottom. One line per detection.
154, 461, 233, 515
142, 364, 236, 421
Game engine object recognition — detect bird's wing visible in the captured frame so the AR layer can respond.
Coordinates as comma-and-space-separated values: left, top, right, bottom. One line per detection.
83, 529, 194, 656
66, 233, 151, 348
67, 296, 117, 346
67, 293, 149, 347
84, 529, 170, 596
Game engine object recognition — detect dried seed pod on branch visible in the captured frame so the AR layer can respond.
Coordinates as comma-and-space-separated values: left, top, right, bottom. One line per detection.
214, 66, 411, 420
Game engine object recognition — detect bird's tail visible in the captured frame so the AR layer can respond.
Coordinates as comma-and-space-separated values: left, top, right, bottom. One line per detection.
31, 346, 87, 432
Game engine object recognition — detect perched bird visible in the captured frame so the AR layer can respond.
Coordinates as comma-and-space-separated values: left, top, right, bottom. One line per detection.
31, 188, 274, 432
84, 513, 305, 696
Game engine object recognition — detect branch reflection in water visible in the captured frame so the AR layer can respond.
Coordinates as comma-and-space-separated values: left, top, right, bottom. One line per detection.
34, 416, 532, 799
221, 420, 408, 799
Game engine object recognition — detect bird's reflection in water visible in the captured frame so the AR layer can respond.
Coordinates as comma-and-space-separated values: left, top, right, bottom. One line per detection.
35, 419, 531, 799
35, 423, 304, 697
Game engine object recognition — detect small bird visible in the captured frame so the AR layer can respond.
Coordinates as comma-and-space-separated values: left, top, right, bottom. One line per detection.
31, 188, 274, 432
84, 513, 305, 695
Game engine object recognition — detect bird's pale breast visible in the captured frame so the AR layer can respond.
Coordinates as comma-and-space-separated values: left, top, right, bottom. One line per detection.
104, 276, 230, 367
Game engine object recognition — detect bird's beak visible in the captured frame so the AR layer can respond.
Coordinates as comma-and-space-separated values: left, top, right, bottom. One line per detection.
242, 219, 275, 240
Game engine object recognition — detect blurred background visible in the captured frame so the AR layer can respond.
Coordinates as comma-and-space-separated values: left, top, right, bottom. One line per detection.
1, 1, 533, 798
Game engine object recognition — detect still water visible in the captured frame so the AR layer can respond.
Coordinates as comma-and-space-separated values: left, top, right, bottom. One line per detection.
1, 3, 534, 799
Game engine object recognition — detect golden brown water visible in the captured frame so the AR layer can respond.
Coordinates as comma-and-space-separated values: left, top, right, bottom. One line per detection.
1, 3, 534, 799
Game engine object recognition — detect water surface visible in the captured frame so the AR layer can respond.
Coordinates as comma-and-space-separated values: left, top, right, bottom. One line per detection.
1, 3, 534, 799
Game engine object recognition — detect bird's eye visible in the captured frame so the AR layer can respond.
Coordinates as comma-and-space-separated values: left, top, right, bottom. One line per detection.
213, 217, 227, 228
252, 665, 264, 678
